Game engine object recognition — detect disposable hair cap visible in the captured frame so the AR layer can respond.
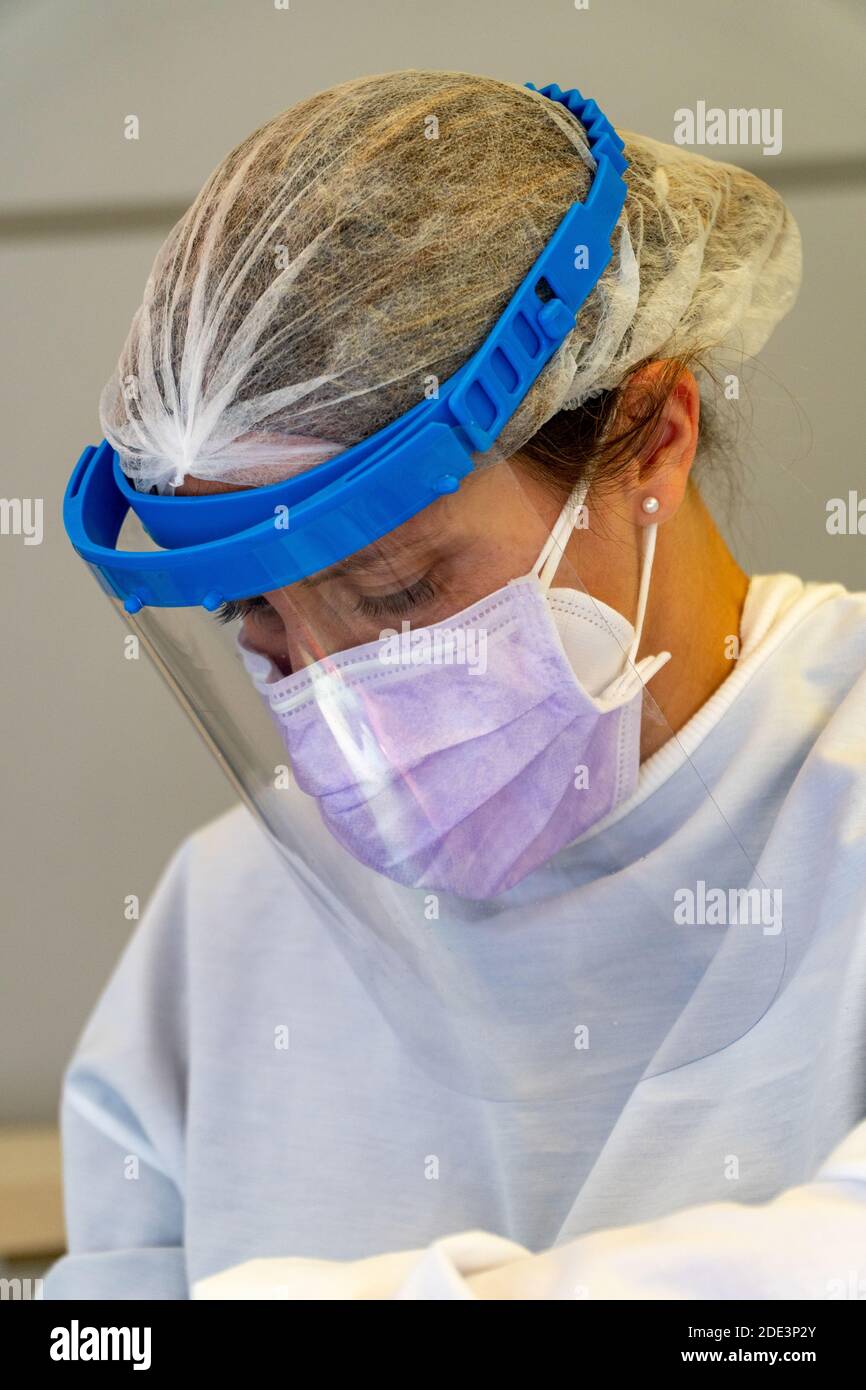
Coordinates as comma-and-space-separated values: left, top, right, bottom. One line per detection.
101, 70, 802, 494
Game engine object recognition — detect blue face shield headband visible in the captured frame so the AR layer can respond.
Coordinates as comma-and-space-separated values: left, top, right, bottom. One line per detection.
63, 82, 628, 613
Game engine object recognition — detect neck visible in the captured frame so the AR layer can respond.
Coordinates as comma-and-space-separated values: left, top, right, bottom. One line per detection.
636, 484, 749, 759
554, 479, 749, 762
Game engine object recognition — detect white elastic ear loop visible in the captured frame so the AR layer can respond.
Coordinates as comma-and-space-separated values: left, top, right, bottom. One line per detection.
607, 522, 672, 697
535, 477, 591, 591
626, 522, 657, 666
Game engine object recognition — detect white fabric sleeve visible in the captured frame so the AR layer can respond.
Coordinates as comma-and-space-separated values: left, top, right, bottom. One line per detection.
43, 844, 192, 1301
42, 1090, 187, 1300
192, 1117, 866, 1301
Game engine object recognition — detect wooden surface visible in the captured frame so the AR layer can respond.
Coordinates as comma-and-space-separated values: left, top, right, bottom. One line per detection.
0, 1126, 65, 1257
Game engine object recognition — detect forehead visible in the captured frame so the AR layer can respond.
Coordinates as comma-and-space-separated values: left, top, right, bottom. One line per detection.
175, 476, 249, 497
174, 458, 530, 589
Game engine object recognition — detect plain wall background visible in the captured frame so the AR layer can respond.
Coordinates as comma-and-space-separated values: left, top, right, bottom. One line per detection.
2, 0, 865, 1121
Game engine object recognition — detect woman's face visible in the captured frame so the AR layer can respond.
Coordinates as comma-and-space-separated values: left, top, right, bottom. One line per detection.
181, 460, 568, 676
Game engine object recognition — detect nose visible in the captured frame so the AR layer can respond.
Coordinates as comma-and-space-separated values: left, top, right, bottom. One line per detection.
238, 613, 294, 678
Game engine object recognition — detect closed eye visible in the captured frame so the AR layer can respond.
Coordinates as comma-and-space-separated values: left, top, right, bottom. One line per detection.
215, 576, 438, 626
354, 577, 436, 620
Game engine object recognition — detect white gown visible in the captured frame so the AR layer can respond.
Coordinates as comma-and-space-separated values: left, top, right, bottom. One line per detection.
44, 573, 866, 1299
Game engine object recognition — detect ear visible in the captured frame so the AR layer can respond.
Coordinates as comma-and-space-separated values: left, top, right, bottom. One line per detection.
618, 363, 701, 527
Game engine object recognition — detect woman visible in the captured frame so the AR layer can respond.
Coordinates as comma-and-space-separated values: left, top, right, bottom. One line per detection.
47, 71, 866, 1299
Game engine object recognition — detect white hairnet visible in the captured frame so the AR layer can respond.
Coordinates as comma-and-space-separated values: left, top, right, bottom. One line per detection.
100, 70, 802, 494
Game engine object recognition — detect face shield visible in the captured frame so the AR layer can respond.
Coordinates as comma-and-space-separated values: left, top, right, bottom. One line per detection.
64, 85, 787, 1102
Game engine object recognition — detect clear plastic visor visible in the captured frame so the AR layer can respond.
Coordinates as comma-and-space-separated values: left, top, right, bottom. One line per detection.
94, 456, 786, 1102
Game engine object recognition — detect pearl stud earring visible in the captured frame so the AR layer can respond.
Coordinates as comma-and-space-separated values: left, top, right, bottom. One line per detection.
641, 495, 660, 514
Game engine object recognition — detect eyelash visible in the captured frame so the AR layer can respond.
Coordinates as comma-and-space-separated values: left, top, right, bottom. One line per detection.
355, 577, 436, 620
215, 596, 270, 625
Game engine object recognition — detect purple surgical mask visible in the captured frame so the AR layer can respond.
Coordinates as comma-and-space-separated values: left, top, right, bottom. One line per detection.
239, 488, 670, 899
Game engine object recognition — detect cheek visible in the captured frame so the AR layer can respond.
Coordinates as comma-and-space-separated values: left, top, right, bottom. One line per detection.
251, 590, 373, 668
275, 586, 396, 655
